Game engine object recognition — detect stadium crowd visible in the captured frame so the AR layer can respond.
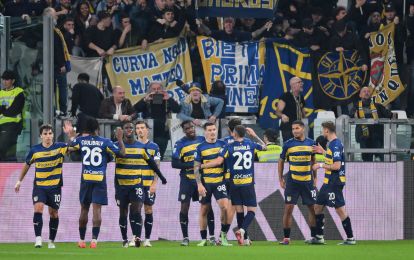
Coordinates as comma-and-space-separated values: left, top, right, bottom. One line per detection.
1, 0, 414, 161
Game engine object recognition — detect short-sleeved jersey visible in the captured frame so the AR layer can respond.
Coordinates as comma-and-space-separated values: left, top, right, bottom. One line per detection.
323, 138, 346, 186
194, 140, 226, 184
220, 136, 251, 180
280, 137, 316, 183
219, 139, 264, 186
172, 136, 205, 180
71, 135, 120, 183
25, 142, 68, 189
114, 141, 151, 186
141, 141, 161, 187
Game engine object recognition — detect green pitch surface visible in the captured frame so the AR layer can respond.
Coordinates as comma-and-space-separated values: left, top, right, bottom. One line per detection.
0, 241, 413, 260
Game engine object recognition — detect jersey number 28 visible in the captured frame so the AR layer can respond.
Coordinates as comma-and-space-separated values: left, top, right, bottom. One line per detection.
233, 151, 252, 170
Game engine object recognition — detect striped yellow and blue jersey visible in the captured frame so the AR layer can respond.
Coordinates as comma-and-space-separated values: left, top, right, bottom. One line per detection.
172, 136, 205, 180
25, 142, 68, 189
280, 138, 316, 183
324, 138, 346, 186
70, 135, 120, 183
194, 140, 226, 184
219, 139, 264, 186
114, 141, 152, 186
141, 141, 161, 187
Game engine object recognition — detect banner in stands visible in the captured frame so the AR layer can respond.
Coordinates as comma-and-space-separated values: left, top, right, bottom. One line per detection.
259, 40, 314, 129
312, 50, 368, 109
0, 162, 404, 242
105, 38, 193, 104
196, 0, 277, 18
66, 56, 103, 91
368, 23, 404, 106
197, 36, 265, 113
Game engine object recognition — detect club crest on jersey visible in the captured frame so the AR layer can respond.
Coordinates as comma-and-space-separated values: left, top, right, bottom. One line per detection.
116, 200, 120, 206
286, 196, 291, 202
181, 194, 186, 201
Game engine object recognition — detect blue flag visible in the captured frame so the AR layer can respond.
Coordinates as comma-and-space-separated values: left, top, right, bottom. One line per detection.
196, 0, 277, 18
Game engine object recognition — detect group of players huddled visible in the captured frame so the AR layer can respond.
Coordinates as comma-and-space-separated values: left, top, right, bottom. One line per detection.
14, 117, 355, 249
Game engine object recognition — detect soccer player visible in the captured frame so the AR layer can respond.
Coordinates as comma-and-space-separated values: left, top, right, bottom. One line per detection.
201, 125, 266, 246
278, 120, 317, 245
115, 121, 166, 248
310, 121, 356, 245
135, 120, 162, 247
63, 118, 125, 248
194, 122, 232, 246
172, 120, 206, 246
15, 124, 68, 248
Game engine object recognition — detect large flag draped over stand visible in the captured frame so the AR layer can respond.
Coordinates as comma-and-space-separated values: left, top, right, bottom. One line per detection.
368, 23, 404, 105
312, 50, 368, 109
66, 56, 103, 90
105, 38, 193, 104
196, 0, 277, 18
259, 40, 314, 130
197, 36, 265, 113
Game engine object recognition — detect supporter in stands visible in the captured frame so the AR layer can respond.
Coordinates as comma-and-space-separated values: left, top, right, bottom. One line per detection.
62, 17, 76, 55
351, 87, 396, 162
99, 86, 136, 122
84, 11, 117, 57
209, 80, 226, 119
96, 0, 125, 29
133, 82, 180, 159
236, 17, 262, 33
55, 0, 73, 27
0, 70, 25, 161
177, 82, 224, 126
74, 1, 97, 56
115, 12, 144, 49
126, 0, 152, 36
3, 0, 32, 23
360, 11, 382, 55
293, 18, 327, 50
142, 7, 184, 46
196, 17, 273, 42
70, 73, 104, 133
44, 7, 70, 117
276, 77, 307, 143
257, 128, 282, 162
381, 3, 406, 66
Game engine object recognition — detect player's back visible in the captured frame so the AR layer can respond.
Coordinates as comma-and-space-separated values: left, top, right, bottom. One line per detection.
324, 138, 346, 186
72, 135, 119, 183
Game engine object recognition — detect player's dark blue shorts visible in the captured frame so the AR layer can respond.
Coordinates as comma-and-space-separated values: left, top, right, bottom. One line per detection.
32, 186, 62, 209
178, 177, 198, 203
230, 184, 257, 207
115, 185, 144, 208
199, 183, 228, 205
284, 177, 316, 205
316, 184, 345, 208
80, 182, 108, 205
143, 186, 156, 206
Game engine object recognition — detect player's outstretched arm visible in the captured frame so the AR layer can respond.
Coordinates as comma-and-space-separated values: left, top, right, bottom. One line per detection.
246, 127, 266, 148
313, 144, 326, 155
15, 164, 30, 193
171, 158, 193, 169
278, 159, 286, 189
62, 120, 78, 152
115, 127, 126, 156
146, 157, 167, 184
201, 157, 224, 169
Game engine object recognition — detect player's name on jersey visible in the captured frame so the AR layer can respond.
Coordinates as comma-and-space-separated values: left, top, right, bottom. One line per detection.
80, 140, 105, 146
234, 145, 251, 151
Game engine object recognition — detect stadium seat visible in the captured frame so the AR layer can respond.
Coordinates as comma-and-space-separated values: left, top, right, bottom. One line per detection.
313, 111, 336, 140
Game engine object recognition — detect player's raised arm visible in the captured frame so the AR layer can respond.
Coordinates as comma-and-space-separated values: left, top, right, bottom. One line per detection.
246, 127, 267, 149
115, 127, 126, 156
62, 120, 78, 152
15, 163, 30, 193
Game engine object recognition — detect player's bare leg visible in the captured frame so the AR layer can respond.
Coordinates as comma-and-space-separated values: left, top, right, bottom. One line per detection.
78, 204, 89, 248
33, 202, 44, 248
217, 198, 232, 246
143, 205, 153, 247
197, 204, 210, 246
335, 206, 356, 245
90, 203, 102, 248
305, 205, 317, 243
280, 204, 294, 245
48, 207, 59, 248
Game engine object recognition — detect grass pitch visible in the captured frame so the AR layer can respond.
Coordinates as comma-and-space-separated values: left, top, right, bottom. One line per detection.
0, 241, 413, 260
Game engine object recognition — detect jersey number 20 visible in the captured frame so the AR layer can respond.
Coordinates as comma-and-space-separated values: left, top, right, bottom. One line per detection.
233, 151, 252, 170
81, 147, 103, 166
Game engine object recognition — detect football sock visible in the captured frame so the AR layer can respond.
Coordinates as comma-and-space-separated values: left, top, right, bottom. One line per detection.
236, 212, 244, 229
144, 213, 153, 239
33, 212, 43, 237
179, 212, 189, 238
79, 227, 87, 240
315, 214, 325, 236
92, 226, 100, 240
200, 230, 207, 240
221, 224, 230, 233
49, 217, 59, 241
207, 209, 215, 236
342, 217, 354, 238
119, 216, 128, 240
283, 228, 291, 239
242, 211, 255, 231
310, 226, 317, 238
131, 213, 142, 238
